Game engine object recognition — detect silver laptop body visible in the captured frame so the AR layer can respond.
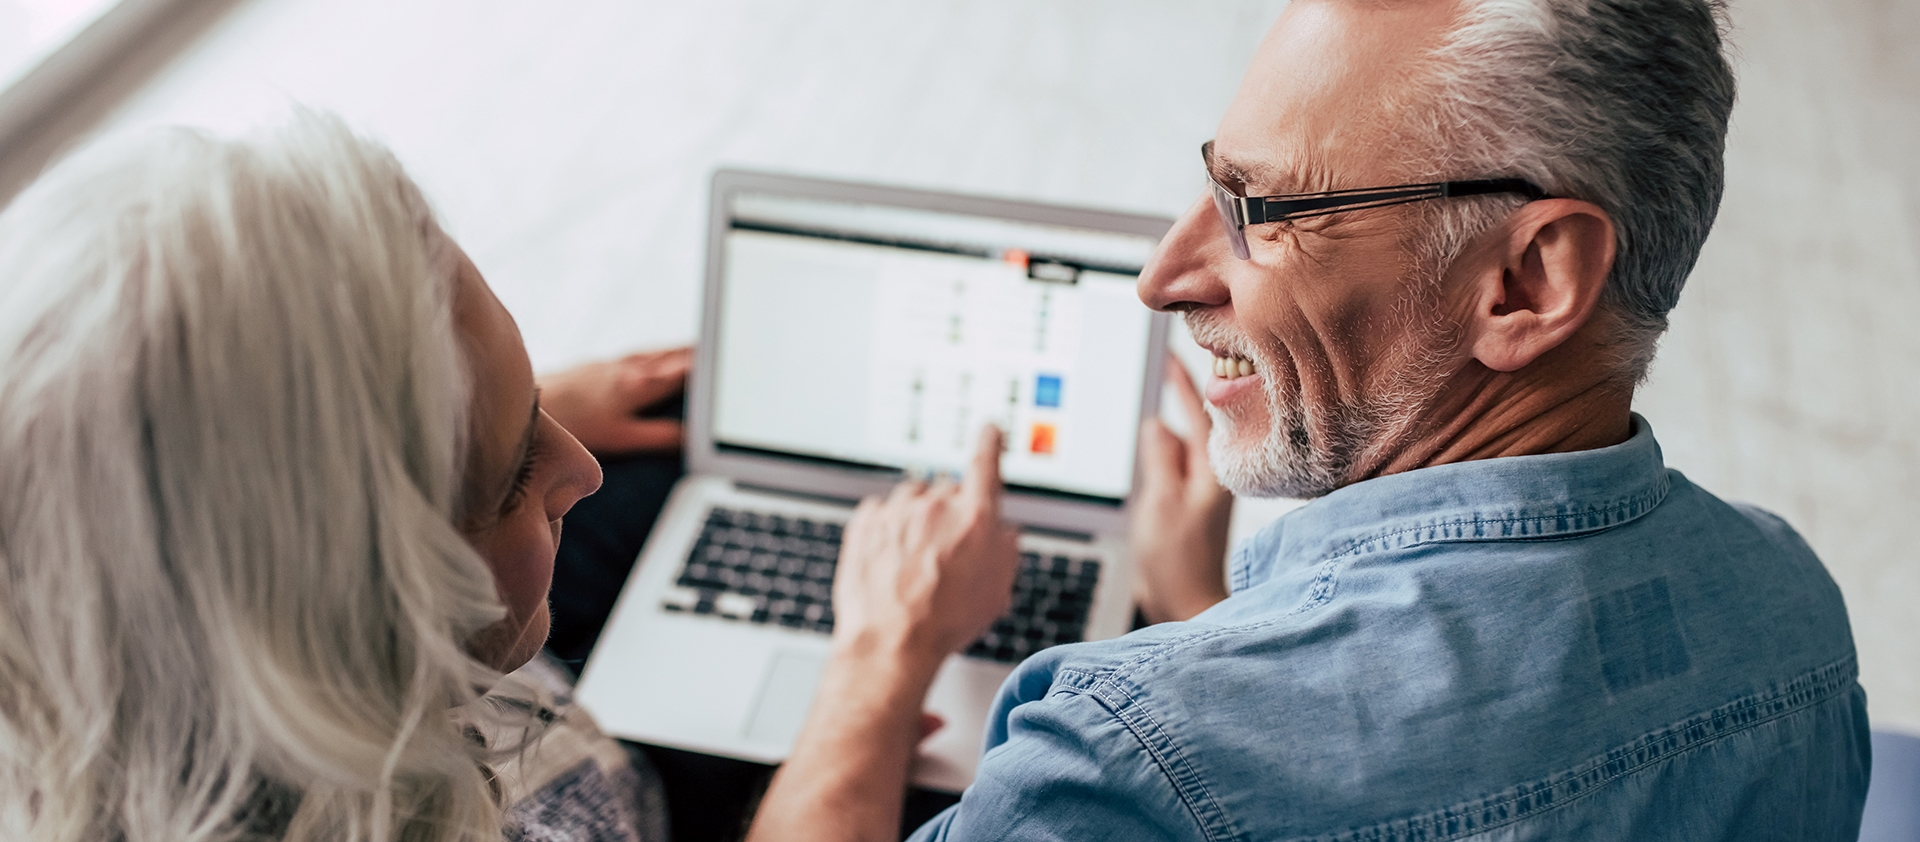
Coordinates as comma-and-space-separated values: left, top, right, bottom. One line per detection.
574, 169, 1171, 792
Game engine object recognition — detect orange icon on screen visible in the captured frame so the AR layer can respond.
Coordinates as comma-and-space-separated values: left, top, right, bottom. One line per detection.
1028, 422, 1057, 455
1003, 248, 1030, 269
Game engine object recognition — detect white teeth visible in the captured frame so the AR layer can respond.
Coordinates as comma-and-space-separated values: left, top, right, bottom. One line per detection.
1211, 353, 1256, 379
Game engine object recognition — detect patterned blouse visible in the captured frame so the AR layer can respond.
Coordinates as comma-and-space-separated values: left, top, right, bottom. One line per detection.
487, 655, 669, 842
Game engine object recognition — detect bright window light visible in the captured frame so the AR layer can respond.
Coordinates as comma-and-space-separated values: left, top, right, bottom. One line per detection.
0, 0, 121, 92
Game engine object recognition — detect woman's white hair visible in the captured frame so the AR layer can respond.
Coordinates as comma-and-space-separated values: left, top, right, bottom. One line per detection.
0, 114, 521, 841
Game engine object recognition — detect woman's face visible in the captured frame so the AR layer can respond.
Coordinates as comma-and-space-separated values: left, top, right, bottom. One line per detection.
451, 247, 602, 672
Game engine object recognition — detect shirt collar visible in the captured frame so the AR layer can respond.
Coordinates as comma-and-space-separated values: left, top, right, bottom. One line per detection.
1229, 414, 1673, 592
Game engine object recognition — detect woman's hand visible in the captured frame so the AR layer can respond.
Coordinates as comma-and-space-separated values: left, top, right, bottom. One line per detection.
832, 425, 1022, 663
1131, 357, 1235, 624
537, 346, 691, 457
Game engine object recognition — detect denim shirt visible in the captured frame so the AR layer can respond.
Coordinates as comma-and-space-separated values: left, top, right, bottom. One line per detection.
910, 417, 1870, 842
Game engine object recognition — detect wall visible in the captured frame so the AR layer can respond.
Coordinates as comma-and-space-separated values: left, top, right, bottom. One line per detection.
1636, 0, 1920, 732
42, 0, 1920, 731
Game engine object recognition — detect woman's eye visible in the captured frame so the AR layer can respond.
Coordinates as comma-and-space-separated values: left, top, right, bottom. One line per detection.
503, 446, 540, 513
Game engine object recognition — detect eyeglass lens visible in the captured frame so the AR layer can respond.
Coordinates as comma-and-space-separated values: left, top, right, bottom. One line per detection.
1209, 176, 1252, 260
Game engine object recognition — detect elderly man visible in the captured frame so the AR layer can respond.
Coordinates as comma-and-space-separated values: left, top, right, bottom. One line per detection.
736, 0, 1870, 838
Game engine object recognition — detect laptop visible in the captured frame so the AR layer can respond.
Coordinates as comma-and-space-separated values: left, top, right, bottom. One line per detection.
573, 169, 1171, 793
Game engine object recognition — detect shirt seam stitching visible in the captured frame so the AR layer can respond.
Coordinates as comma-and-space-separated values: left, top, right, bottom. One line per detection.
1084, 677, 1247, 842
1306, 654, 1858, 842
1242, 481, 1670, 617
1319, 480, 1671, 566
1057, 655, 1853, 842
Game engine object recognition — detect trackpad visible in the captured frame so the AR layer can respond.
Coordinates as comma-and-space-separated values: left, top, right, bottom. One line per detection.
742, 650, 826, 747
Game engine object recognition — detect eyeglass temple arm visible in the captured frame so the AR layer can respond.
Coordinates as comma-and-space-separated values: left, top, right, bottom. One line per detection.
1442, 178, 1547, 201
1240, 178, 1547, 225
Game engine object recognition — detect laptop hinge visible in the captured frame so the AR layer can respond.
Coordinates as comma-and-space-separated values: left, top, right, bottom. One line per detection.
736, 481, 1099, 544
732, 480, 863, 509
1018, 524, 1095, 544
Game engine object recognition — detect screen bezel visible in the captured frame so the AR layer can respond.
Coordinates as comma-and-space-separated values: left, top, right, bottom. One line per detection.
689, 169, 1172, 534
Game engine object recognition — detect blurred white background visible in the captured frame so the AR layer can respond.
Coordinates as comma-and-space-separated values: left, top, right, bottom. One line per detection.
0, 0, 116, 89
6, 0, 1916, 732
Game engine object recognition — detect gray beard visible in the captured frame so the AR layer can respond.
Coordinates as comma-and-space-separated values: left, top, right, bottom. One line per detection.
1188, 297, 1460, 500
1205, 388, 1373, 499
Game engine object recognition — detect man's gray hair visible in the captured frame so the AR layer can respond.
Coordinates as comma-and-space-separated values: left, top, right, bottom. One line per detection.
1403, 0, 1737, 382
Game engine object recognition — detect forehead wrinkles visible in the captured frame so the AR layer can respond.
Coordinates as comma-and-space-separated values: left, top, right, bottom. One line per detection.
1227, 5, 1450, 192
1214, 77, 1412, 197
1209, 135, 1342, 197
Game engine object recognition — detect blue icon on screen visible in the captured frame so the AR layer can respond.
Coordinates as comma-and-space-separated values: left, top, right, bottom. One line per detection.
1034, 374, 1063, 408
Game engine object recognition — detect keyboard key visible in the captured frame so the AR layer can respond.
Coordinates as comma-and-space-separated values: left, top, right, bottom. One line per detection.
660, 587, 698, 612
677, 571, 729, 592
717, 593, 756, 619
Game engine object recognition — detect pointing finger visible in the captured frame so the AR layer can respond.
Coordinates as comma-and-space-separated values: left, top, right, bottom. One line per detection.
963, 424, 1006, 519
888, 475, 928, 506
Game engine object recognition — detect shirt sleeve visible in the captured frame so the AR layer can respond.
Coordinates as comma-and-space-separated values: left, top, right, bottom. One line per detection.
906, 684, 1207, 842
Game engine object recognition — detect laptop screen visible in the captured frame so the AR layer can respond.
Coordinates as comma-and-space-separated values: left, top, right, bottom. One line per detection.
709, 192, 1161, 504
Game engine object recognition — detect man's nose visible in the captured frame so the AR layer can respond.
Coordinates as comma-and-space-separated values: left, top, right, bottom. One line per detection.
1138, 193, 1232, 312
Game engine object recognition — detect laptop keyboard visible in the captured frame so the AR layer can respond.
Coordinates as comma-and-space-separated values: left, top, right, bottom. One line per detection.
661, 505, 1101, 663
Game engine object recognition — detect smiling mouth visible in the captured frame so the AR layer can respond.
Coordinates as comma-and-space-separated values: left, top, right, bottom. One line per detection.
1211, 352, 1257, 380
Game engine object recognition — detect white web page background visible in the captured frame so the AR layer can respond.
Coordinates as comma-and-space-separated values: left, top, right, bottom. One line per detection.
713, 229, 1150, 500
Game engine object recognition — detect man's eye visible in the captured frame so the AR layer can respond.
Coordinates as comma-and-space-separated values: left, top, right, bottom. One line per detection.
1255, 221, 1298, 241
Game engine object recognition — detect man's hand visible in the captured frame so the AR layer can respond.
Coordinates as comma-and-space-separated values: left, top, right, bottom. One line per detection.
745, 426, 1018, 842
832, 425, 1022, 663
537, 347, 690, 458
1132, 357, 1235, 624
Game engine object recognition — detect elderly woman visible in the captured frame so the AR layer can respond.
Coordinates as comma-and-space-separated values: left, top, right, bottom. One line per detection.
0, 116, 651, 841
0, 112, 1029, 842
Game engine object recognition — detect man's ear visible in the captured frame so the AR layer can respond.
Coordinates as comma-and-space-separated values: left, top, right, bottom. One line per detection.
1457, 199, 1617, 372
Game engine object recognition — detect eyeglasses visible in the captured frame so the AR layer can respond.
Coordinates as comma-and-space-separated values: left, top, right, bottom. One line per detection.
1203, 141, 1548, 260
